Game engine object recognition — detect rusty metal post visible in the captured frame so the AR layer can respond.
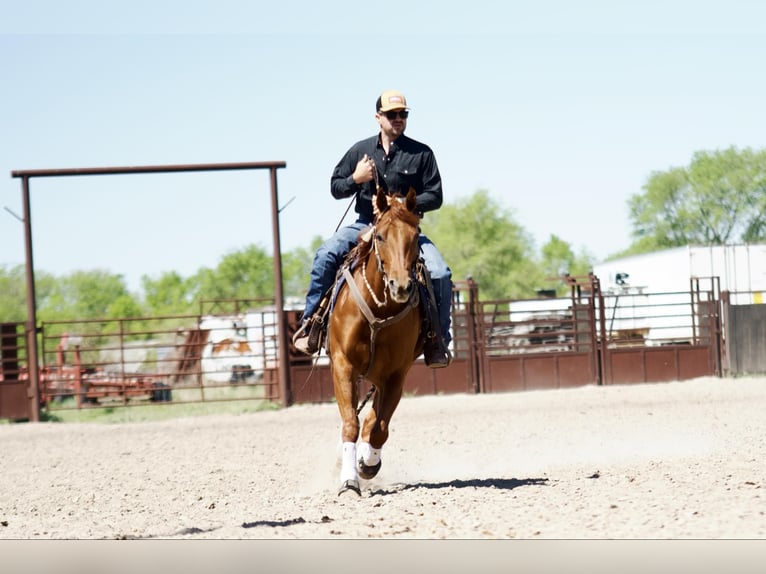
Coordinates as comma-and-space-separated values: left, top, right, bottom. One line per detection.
269, 166, 291, 407
465, 278, 482, 393
20, 176, 41, 422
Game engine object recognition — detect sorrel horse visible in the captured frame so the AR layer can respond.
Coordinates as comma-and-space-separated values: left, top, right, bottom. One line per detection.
327, 187, 424, 496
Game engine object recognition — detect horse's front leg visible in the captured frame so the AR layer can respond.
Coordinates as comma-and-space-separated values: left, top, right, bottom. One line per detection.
332, 354, 361, 496
358, 408, 383, 480
358, 372, 406, 480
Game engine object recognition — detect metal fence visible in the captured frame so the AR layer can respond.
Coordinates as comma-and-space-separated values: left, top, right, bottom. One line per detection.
4, 278, 763, 420
35, 302, 284, 412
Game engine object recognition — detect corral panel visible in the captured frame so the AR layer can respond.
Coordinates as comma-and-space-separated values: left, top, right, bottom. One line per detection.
605, 350, 646, 384
406, 359, 475, 396
677, 347, 715, 380
288, 364, 334, 403
522, 356, 561, 390
644, 349, 679, 382
0, 382, 27, 420
557, 353, 597, 387
484, 357, 524, 393
605, 346, 714, 384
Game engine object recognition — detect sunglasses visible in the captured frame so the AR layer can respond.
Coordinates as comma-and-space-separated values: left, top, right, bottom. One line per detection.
382, 110, 409, 120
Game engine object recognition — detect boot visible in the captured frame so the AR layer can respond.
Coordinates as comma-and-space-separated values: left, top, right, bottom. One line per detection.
292, 316, 322, 355
418, 264, 452, 368
292, 291, 331, 356
423, 330, 452, 368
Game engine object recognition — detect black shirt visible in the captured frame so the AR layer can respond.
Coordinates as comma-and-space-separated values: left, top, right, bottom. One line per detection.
330, 133, 443, 223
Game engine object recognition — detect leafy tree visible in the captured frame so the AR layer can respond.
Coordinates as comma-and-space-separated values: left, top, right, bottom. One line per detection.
421, 189, 541, 299
190, 244, 274, 302
539, 235, 595, 294
626, 147, 766, 255
0, 265, 28, 323
282, 238, 320, 301
36, 269, 139, 322
141, 271, 195, 316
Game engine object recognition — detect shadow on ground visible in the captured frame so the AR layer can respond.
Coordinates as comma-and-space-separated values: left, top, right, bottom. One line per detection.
370, 476, 549, 496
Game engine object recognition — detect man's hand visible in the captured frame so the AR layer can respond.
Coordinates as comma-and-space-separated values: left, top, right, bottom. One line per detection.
352, 154, 376, 184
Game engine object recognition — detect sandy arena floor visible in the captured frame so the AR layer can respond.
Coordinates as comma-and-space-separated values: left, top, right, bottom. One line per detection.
1, 375, 764, 539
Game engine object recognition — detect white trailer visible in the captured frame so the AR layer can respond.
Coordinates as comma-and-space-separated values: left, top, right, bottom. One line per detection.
594, 244, 766, 300
593, 244, 766, 343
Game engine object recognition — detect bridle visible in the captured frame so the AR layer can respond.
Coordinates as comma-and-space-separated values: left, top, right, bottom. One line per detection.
340, 203, 420, 380
361, 230, 388, 308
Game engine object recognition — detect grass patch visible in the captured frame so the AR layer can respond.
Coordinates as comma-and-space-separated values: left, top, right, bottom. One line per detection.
40, 383, 281, 424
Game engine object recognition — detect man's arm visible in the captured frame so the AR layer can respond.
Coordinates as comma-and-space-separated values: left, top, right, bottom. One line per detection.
331, 148, 362, 199
416, 150, 443, 214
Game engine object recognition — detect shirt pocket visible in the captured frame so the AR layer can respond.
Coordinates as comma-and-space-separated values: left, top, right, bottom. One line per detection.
394, 162, 420, 193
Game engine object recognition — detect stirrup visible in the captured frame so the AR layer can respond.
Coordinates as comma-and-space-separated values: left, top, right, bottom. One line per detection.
292, 316, 322, 355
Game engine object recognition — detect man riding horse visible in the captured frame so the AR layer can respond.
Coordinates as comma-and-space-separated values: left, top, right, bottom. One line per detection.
293, 89, 452, 367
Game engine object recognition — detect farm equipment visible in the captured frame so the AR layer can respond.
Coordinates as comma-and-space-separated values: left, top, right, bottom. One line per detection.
39, 334, 171, 407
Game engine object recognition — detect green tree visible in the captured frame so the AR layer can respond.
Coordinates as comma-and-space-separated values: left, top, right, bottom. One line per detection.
191, 244, 274, 302
627, 147, 766, 255
37, 269, 140, 322
141, 271, 195, 316
539, 235, 595, 294
421, 189, 541, 299
282, 238, 320, 301
0, 264, 28, 322
0, 265, 75, 323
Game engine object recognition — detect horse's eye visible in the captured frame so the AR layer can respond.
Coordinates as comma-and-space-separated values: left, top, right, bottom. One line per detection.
375, 233, 385, 243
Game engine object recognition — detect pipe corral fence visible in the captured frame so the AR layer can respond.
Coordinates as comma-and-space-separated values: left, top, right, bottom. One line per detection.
6, 162, 288, 421
5, 271, 757, 422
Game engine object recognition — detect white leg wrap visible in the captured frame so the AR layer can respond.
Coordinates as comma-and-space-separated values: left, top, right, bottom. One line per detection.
358, 441, 381, 466
340, 442, 358, 483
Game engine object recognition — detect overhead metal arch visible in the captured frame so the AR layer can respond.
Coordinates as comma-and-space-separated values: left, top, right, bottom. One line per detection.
12, 161, 289, 421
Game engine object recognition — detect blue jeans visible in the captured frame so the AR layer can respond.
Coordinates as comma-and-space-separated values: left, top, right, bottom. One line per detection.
302, 218, 453, 344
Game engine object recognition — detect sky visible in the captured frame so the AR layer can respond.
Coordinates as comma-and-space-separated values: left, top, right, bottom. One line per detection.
2, 1, 765, 293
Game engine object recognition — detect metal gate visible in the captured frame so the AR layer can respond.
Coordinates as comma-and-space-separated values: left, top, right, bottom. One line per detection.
599, 277, 722, 385
0, 322, 29, 420
721, 291, 766, 375
468, 276, 600, 393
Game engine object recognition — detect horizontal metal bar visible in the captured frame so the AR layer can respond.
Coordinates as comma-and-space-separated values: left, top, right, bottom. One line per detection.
11, 161, 286, 179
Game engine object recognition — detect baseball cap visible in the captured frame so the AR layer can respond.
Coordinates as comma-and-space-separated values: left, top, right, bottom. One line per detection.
377, 90, 409, 112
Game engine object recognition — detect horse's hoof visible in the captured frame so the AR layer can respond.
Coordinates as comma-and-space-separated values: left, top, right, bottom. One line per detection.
357, 457, 382, 480
338, 480, 361, 497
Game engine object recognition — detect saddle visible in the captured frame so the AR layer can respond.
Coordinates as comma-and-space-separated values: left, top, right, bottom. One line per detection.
305, 242, 449, 368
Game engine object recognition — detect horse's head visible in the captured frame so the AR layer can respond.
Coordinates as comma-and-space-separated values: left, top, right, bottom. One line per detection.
370, 187, 421, 304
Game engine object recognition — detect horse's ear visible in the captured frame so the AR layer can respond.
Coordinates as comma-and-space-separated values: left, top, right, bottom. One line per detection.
375, 187, 388, 217
405, 187, 417, 212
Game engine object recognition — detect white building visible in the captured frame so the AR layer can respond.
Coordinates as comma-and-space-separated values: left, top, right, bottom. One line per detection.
593, 244, 766, 343
593, 244, 766, 301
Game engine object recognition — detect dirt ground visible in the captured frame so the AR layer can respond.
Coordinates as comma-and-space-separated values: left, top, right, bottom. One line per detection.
1, 375, 765, 539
